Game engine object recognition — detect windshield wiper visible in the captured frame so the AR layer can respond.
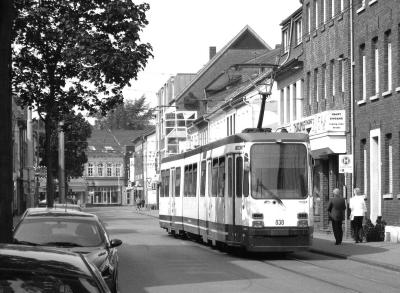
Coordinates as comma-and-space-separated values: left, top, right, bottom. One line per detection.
42, 242, 83, 247
13, 239, 39, 246
258, 180, 285, 207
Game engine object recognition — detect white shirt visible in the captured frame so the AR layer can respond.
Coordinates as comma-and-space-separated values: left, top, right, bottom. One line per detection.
350, 195, 367, 217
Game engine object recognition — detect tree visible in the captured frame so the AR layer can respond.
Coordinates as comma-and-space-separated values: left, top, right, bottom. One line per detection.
38, 112, 92, 183
12, 0, 153, 207
95, 95, 154, 130
0, 0, 13, 243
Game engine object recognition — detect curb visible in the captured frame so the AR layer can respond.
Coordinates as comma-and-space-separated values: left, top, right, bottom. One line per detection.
310, 248, 400, 272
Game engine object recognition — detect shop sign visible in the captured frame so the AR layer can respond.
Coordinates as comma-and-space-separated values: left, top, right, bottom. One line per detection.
290, 110, 345, 135
339, 154, 353, 173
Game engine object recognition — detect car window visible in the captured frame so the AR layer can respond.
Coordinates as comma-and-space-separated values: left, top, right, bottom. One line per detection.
13, 219, 104, 247
0, 271, 101, 293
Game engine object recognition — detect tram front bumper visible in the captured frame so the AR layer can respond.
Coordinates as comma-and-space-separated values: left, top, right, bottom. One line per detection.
245, 226, 314, 252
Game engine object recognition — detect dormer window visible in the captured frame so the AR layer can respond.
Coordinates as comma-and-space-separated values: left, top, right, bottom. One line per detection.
104, 146, 114, 151
282, 28, 289, 53
88, 146, 96, 151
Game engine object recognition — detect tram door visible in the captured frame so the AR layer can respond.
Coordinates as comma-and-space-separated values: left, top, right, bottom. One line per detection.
234, 155, 244, 241
226, 155, 235, 241
170, 168, 176, 227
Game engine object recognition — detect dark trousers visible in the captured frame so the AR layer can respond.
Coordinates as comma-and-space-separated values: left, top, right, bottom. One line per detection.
331, 220, 343, 244
353, 216, 364, 242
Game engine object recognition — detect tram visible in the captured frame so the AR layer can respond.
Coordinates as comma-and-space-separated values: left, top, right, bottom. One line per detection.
159, 129, 313, 252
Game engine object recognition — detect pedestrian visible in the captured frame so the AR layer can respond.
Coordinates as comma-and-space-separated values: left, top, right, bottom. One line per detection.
349, 187, 367, 243
136, 197, 141, 210
141, 199, 145, 210
327, 188, 346, 245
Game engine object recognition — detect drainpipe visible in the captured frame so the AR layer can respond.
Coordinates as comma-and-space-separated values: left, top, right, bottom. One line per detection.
350, 3, 355, 193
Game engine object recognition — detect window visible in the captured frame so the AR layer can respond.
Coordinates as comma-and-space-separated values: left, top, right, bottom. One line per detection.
243, 155, 249, 197
207, 161, 212, 197
340, 0, 344, 11
295, 19, 302, 44
175, 167, 181, 197
307, 71, 311, 105
339, 54, 344, 94
331, 0, 335, 18
360, 44, 366, 101
228, 158, 233, 197
372, 37, 379, 96
184, 165, 189, 197
280, 89, 285, 124
314, 68, 319, 103
115, 163, 121, 177
285, 86, 290, 123
292, 83, 297, 121
322, 0, 327, 23
200, 161, 206, 197
192, 163, 198, 197
385, 134, 393, 194
104, 146, 114, 151
330, 59, 335, 98
107, 163, 112, 176
384, 31, 392, 92
307, 3, 311, 34
88, 163, 93, 176
283, 28, 289, 53
160, 170, 165, 197
97, 163, 103, 177
165, 170, 170, 197
218, 158, 225, 197
212, 159, 218, 197
314, 0, 319, 29
322, 64, 326, 100
236, 157, 243, 198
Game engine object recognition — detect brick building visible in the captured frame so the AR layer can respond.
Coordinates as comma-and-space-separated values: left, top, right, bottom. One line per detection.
353, 0, 400, 230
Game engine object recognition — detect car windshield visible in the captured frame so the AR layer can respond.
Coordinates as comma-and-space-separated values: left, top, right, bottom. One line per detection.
0, 271, 101, 293
13, 218, 105, 247
250, 143, 308, 200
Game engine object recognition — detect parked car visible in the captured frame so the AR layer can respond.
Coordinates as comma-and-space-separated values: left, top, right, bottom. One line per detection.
12, 209, 122, 293
0, 244, 111, 293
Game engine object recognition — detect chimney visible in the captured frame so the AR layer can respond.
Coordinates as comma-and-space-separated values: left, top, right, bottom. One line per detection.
209, 46, 216, 60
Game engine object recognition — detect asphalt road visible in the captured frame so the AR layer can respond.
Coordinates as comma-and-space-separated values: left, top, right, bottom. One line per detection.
87, 206, 400, 293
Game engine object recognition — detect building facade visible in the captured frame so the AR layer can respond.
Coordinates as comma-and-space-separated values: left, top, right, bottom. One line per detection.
353, 0, 400, 234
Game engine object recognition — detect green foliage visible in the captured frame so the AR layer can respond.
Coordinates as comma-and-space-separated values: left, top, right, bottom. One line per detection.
12, 0, 153, 117
363, 216, 387, 242
95, 95, 155, 130
39, 112, 92, 179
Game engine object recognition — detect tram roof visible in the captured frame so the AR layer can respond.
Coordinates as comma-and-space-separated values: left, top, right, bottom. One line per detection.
162, 132, 309, 163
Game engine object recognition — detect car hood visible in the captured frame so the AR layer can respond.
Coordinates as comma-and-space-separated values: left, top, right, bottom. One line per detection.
45, 246, 108, 269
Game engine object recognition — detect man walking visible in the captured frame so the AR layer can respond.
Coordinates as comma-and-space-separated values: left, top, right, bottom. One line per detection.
327, 188, 346, 245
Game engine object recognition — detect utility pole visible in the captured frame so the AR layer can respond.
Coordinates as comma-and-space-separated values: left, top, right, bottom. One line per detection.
58, 121, 65, 203
27, 108, 34, 208
0, 0, 13, 243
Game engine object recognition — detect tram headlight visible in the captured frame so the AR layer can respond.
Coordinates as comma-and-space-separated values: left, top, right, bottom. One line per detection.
252, 220, 264, 228
297, 213, 308, 227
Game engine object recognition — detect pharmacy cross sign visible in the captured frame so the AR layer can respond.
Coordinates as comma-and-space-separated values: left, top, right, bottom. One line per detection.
339, 154, 353, 173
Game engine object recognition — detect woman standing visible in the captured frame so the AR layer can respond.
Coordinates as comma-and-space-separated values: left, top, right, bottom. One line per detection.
350, 188, 367, 243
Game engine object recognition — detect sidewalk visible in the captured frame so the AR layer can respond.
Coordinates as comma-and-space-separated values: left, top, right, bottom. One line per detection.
136, 208, 400, 272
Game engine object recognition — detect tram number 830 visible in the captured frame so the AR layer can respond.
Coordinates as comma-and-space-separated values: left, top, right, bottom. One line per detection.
275, 219, 284, 225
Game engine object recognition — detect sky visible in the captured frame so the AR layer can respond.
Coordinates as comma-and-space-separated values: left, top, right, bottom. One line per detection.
123, 0, 302, 108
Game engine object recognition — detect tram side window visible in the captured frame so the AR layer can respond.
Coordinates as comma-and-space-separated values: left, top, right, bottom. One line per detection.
218, 157, 225, 197
188, 164, 193, 197
243, 155, 249, 197
175, 167, 181, 197
236, 157, 243, 198
184, 165, 189, 197
193, 163, 198, 197
200, 161, 206, 197
160, 170, 165, 197
208, 161, 212, 197
228, 158, 233, 197
165, 169, 170, 197
212, 158, 218, 197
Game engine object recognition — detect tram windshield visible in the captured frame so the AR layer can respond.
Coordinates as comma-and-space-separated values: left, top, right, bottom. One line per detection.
250, 143, 308, 199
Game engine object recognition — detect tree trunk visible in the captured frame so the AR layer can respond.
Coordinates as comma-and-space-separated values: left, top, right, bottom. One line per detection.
45, 117, 55, 208
0, 0, 13, 243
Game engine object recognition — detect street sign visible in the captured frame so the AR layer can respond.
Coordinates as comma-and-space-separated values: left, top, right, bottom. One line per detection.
339, 154, 353, 173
